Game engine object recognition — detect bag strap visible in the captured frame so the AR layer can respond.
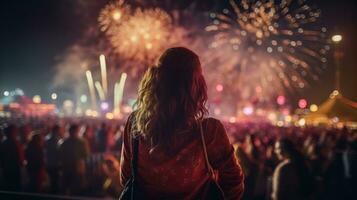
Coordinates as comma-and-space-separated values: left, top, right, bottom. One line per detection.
129, 114, 139, 181
131, 137, 139, 179
199, 120, 215, 177
130, 136, 139, 200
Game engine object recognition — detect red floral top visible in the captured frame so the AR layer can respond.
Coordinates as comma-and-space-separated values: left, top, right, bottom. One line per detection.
120, 117, 244, 200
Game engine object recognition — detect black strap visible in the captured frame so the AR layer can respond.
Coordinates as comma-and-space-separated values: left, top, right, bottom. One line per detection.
131, 137, 139, 178
199, 120, 215, 177
130, 136, 139, 200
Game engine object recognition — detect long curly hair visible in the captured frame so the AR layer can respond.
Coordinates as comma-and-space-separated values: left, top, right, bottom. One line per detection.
133, 47, 208, 152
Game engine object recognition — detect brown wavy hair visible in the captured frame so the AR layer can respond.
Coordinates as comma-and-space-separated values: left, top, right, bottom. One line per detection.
133, 47, 208, 152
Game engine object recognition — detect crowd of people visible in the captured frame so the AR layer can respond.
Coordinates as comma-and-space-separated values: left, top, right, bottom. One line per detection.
0, 116, 356, 199
226, 122, 357, 200
0, 116, 125, 198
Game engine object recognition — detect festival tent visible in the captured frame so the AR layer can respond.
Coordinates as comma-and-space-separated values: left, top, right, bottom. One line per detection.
305, 90, 357, 124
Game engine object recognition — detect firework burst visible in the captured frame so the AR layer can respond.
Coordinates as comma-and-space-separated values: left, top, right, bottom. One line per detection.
98, 0, 130, 34
110, 8, 173, 64
99, 1, 188, 70
205, 0, 329, 100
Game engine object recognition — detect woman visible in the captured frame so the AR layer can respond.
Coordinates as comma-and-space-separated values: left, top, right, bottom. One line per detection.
120, 47, 244, 199
272, 138, 313, 200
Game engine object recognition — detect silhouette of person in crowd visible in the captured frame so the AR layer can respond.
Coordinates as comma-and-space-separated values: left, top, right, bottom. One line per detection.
45, 124, 63, 193
0, 124, 24, 191
272, 138, 312, 200
25, 132, 45, 192
60, 124, 87, 195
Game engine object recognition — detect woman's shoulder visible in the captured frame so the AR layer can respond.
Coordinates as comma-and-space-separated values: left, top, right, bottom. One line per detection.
201, 117, 227, 142
202, 117, 224, 128
124, 111, 138, 130
202, 117, 226, 133
126, 111, 137, 122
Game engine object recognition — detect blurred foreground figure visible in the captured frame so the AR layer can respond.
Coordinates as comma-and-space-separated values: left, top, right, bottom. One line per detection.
0, 124, 24, 191
45, 124, 63, 193
120, 47, 244, 199
272, 138, 313, 200
323, 134, 355, 200
101, 154, 122, 196
25, 132, 45, 192
97, 123, 108, 153
60, 124, 87, 195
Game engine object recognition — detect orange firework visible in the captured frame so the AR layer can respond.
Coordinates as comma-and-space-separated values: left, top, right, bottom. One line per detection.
99, 1, 188, 69
98, 0, 130, 34
109, 8, 174, 65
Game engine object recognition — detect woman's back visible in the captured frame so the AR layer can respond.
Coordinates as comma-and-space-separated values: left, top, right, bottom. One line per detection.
120, 117, 244, 200
120, 47, 244, 199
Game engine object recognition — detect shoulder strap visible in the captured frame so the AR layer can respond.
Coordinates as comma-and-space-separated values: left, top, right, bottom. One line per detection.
129, 114, 139, 180
131, 137, 139, 180
130, 136, 139, 200
199, 120, 215, 177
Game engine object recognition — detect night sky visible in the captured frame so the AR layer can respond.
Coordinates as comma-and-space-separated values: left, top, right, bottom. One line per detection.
0, 0, 356, 104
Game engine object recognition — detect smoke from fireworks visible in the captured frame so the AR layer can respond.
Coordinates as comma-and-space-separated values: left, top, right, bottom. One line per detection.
52, 44, 98, 100
205, 0, 329, 100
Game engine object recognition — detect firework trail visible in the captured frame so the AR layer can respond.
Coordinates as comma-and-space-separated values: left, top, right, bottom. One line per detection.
99, 54, 108, 97
86, 70, 97, 110
95, 81, 105, 101
205, 0, 329, 100
114, 72, 128, 116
